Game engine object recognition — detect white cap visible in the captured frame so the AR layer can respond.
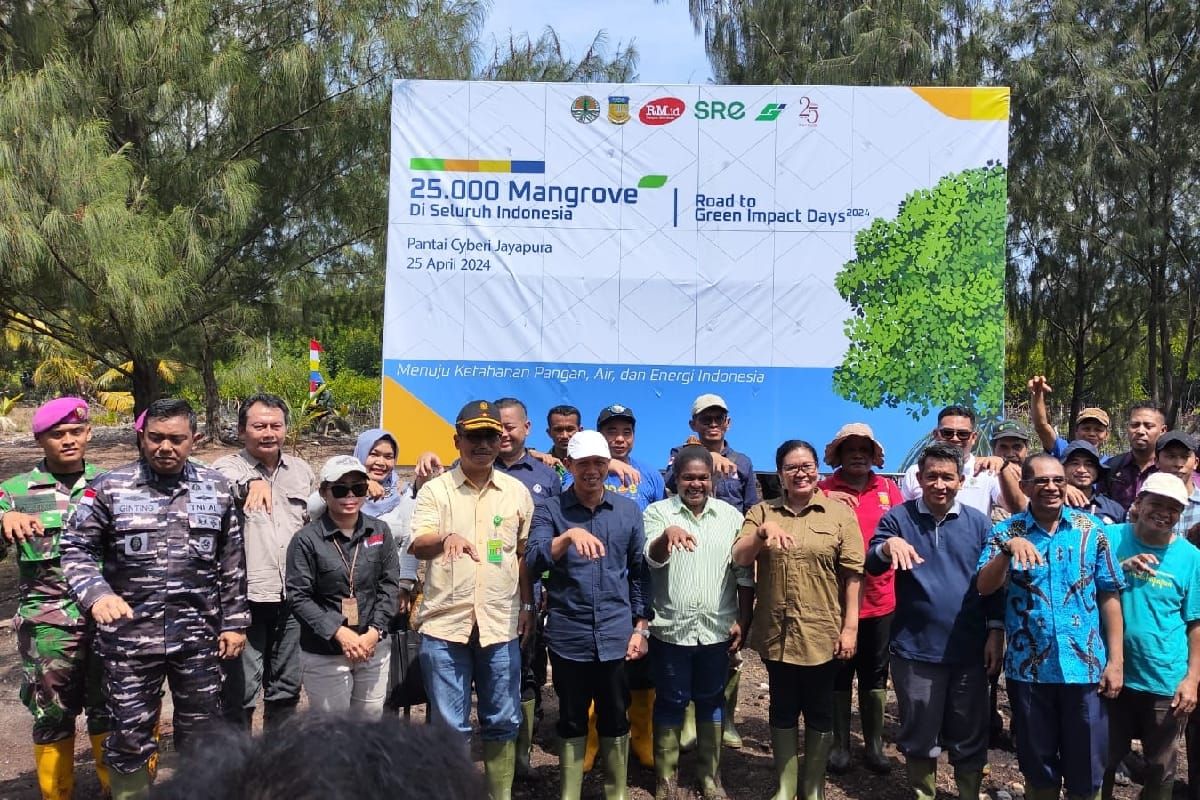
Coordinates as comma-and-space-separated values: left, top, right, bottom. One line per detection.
691, 393, 728, 416
567, 430, 611, 460
1139, 472, 1189, 508
320, 455, 368, 483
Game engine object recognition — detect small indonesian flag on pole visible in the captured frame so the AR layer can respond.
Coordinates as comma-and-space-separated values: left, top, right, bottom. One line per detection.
309, 339, 326, 399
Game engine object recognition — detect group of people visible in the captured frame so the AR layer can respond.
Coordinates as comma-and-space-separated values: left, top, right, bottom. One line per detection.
1, 381, 1200, 800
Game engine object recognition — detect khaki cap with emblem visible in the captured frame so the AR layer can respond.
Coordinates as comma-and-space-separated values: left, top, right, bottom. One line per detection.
1076, 407, 1110, 427
456, 400, 503, 433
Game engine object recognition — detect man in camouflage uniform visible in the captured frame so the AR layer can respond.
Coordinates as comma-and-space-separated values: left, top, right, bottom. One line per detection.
62, 398, 249, 800
0, 397, 112, 800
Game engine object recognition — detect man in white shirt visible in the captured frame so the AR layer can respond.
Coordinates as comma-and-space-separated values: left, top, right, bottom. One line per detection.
900, 405, 1008, 516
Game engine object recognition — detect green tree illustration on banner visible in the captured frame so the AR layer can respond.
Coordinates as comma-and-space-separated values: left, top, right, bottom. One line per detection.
833, 164, 1006, 420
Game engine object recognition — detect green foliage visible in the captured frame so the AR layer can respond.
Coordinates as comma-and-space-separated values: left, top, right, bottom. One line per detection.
324, 371, 381, 413
833, 164, 1007, 419
322, 326, 382, 377
215, 348, 309, 404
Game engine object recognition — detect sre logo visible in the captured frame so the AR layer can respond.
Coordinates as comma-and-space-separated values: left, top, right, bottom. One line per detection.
694, 100, 746, 120
639, 97, 686, 125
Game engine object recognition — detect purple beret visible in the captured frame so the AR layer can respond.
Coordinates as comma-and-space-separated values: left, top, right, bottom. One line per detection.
32, 397, 90, 436
134, 410, 147, 432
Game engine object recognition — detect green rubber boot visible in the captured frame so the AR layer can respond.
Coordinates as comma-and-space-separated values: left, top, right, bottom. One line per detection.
906, 757, 937, 800
769, 727, 800, 800
482, 739, 516, 800
722, 670, 744, 748
801, 730, 833, 800
696, 721, 728, 799
653, 725, 681, 800
109, 765, 152, 800
516, 698, 538, 780
558, 736, 586, 800
828, 691, 852, 774
680, 702, 697, 752
862, 689, 891, 774
954, 765, 983, 798
599, 734, 630, 800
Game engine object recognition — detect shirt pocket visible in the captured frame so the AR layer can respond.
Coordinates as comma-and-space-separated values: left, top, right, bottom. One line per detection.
800, 526, 840, 570
113, 515, 161, 561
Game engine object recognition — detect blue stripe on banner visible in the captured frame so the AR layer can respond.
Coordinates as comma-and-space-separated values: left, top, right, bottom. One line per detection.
510, 161, 546, 174
310, 371, 324, 383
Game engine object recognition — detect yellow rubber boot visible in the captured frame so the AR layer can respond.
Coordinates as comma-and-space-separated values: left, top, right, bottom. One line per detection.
629, 689, 656, 768
583, 704, 599, 772
34, 739, 75, 800
90, 733, 112, 796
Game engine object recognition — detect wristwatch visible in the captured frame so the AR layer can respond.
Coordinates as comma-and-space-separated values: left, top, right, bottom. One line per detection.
634, 627, 650, 639
521, 603, 535, 612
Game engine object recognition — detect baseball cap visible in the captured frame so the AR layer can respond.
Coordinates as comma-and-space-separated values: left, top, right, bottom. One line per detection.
1076, 407, 1110, 427
990, 420, 1030, 443
320, 455, 368, 483
596, 404, 636, 428
690, 394, 728, 417
455, 400, 503, 433
1139, 472, 1189, 508
1061, 440, 1104, 466
32, 397, 89, 436
567, 430, 611, 460
1155, 430, 1198, 454
823, 423, 884, 468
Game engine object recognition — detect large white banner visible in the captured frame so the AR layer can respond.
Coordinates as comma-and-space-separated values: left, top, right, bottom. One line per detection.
383, 81, 1010, 468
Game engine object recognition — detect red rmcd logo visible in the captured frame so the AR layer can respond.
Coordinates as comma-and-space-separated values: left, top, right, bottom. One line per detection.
639, 97, 686, 125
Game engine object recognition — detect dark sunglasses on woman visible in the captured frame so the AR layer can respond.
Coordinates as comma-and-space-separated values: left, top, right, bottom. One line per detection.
329, 483, 369, 498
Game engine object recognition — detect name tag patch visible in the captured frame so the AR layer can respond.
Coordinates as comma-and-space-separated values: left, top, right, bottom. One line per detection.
187, 500, 220, 515
13, 492, 58, 515
114, 500, 160, 515
124, 532, 151, 555
189, 514, 222, 530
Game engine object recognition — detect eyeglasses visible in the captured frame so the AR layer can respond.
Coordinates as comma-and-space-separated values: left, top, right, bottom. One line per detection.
937, 428, 973, 442
328, 483, 369, 498
1022, 476, 1067, 488
781, 463, 818, 476
696, 414, 728, 426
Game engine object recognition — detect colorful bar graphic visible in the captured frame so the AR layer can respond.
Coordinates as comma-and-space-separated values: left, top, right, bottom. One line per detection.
410, 158, 545, 174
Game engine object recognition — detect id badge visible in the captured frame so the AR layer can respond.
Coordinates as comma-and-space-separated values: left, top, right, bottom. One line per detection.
341, 596, 359, 627
487, 538, 504, 564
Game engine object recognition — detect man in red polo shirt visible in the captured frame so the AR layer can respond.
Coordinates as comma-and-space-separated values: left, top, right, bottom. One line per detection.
820, 423, 903, 774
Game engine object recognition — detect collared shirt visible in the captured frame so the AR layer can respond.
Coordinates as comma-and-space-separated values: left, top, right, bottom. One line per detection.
1106, 452, 1157, 511
1080, 492, 1126, 525
410, 466, 533, 647
0, 460, 105, 627
604, 455, 665, 512
901, 455, 1002, 515
979, 507, 1124, 684
494, 450, 561, 507
643, 496, 751, 647
737, 491, 865, 666
1176, 484, 1200, 539
1106, 523, 1200, 697
866, 499, 1001, 665
664, 442, 759, 513
61, 459, 250, 656
212, 449, 316, 603
819, 470, 902, 618
378, 486, 420, 585
527, 488, 648, 662
286, 513, 400, 655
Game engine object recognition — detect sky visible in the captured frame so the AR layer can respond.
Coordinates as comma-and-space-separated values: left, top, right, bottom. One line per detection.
481, 0, 714, 85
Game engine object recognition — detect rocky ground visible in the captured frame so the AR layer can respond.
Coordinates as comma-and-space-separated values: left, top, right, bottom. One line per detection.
0, 429, 1178, 798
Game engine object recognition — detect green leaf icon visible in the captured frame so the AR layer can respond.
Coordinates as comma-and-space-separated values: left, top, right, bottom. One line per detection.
638, 174, 668, 189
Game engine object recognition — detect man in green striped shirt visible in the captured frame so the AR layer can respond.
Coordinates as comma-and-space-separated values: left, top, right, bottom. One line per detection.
644, 445, 752, 800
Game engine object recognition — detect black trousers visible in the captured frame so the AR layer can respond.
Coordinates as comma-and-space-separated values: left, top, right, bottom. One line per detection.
550, 651, 630, 739
833, 612, 892, 693
765, 659, 837, 732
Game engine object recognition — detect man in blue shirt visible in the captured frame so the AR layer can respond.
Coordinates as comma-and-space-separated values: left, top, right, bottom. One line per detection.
526, 430, 650, 800
1028, 375, 1112, 459
1102, 472, 1200, 800
493, 397, 560, 781
596, 402, 664, 767
978, 454, 1125, 800
866, 442, 1003, 800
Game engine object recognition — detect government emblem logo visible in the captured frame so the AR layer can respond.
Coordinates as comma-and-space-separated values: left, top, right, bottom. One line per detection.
607, 96, 630, 125
571, 95, 600, 124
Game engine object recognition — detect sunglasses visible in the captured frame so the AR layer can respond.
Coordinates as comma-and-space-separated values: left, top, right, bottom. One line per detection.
328, 483, 369, 498
1022, 476, 1066, 488
937, 427, 974, 442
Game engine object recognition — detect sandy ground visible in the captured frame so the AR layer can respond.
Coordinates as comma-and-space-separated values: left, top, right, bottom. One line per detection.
0, 428, 1172, 798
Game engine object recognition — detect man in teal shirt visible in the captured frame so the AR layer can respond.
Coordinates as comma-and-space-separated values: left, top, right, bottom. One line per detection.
1104, 472, 1200, 800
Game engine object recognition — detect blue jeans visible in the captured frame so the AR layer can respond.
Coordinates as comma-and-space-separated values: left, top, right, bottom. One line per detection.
650, 637, 729, 727
419, 633, 520, 741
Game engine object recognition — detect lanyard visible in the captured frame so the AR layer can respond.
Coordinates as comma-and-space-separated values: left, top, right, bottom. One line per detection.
332, 536, 361, 598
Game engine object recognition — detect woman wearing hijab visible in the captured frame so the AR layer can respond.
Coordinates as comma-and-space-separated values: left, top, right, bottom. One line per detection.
287, 455, 401, 716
